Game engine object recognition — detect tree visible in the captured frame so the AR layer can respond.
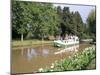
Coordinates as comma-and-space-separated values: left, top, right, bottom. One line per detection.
30, 3, 59, 40
62, 7, 71, 37
56, 6, 85, 39
73, 11, 84, 38
68, 12, 77, 35
12, 1, 32, 41
12, 1, 60, 40
87, 9, 96, 41
87, 9, 96, 35
12, 1, 91, 41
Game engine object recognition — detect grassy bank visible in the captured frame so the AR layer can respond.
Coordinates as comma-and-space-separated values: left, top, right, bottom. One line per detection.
12, 40, 53, 47
38, 46, 96, 72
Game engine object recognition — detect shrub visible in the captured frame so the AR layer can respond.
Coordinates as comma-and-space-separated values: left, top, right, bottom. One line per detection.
38, 46, 96, 72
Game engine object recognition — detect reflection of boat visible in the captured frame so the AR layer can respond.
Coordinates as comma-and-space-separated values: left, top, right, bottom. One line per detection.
54, 36, 79, 47
42, 48, 50, 57
42, 49, 49, 55
27, 48, 37, 61
54, 45, 79, 55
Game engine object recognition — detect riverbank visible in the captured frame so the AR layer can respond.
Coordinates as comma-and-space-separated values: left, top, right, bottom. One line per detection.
38, 46, 96, 72
12, 40, 53, 47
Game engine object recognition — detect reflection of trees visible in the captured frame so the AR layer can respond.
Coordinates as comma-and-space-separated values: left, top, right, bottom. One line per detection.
20, 46, 51, 61
21, 47, 24, 56
20, 45, 79, 61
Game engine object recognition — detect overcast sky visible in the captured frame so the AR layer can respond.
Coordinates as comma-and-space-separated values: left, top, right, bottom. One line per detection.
53, 4, 95, 23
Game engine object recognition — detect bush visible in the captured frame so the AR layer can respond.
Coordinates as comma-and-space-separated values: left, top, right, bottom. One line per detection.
80, 33, 92, 39
38, 46, 96, 72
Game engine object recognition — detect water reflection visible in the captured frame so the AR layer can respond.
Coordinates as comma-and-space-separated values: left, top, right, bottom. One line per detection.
21, 45, 79, 61
54, 45, 79, 55
22, 45, 79, 60
12, 44, 92, 73
27, 48, 37, 61
21, 48, 51, 61
42, 48, 49, 55
21, 47, 24, 56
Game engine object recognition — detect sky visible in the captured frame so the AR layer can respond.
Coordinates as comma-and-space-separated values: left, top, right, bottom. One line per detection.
53, 4, 95, 23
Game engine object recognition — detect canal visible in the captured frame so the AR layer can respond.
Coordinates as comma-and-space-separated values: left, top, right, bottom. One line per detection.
11, 43, 92, 74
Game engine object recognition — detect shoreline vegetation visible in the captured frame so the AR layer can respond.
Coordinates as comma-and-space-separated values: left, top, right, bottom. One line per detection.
12, 39, 95, 50
12, 39, 95, 48
38, 46, 96, 72
12, 40, 53, 48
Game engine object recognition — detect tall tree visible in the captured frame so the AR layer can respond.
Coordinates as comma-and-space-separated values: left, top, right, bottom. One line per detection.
12, 1, 59, 40
30, 3, 59, 40
62, 7, 70, 36
74, 11, 84, 38
12, 1, 32, 41
87, 9, 96, 35
87, 9, 96, 41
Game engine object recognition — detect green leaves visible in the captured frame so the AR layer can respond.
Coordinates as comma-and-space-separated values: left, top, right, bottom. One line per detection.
12, 1, 96, 41
87, 9, 96, 41
40, 46, 96, 72
12, 1, 60, 40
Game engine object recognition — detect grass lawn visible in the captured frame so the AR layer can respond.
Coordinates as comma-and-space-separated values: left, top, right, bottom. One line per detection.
12, 39, 53, 47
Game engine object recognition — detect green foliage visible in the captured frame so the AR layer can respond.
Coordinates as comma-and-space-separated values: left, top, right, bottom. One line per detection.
87, 9, 96, 34
12, 1, 96, 41
40, 46, 96, 72
56, 6, 86, 39
12, 1, 60, 40
87, 9, 96, 41
12, 1, 33, 40
80, 33, 91, 39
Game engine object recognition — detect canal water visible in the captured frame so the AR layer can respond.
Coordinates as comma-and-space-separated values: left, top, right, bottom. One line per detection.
11, 43, 92, 74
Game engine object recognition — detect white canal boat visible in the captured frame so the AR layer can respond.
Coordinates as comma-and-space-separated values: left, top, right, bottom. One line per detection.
54, 36, 79, 47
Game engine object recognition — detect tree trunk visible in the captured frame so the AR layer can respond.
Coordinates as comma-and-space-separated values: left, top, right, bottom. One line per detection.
41, 33, 44, 43
21, 33, 23, 42
41, 33, 44, 51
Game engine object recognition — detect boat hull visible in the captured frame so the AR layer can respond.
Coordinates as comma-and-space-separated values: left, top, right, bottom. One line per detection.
54, 40, 79, 47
